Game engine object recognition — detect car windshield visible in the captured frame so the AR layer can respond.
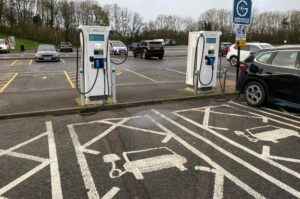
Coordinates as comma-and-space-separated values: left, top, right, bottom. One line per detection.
111, 41, 125, 47
259, 44, 273, 49
38, 45, 56, 51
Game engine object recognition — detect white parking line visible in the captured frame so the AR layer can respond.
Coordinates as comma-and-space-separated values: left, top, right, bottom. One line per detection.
165, 68, 186, 75
61, 59, 65, 63
0, 161, 50, 196
148, 115, 264, 199
174, 106, 300, 179
47, 121, 63, 199
230, 101, 300, 127
153, 109, 300, 198
101, 187, 120, 199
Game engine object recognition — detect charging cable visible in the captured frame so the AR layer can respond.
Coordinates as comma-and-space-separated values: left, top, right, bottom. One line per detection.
193, 33, 215, 87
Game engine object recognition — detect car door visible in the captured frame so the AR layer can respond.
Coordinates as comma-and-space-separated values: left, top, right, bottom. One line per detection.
259, 50, 299, 103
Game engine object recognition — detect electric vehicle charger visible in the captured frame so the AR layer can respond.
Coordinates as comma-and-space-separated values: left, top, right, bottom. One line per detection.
193, 34, 215, 87
75, 28, 128, 115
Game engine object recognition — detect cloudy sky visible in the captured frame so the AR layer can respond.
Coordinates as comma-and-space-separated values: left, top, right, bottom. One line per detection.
100, 0, 299, 21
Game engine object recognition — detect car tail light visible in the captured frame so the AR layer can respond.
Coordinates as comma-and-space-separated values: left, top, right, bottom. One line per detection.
239, 63, 248, 72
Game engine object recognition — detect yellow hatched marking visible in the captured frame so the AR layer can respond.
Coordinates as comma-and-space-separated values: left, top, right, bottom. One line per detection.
64, 71, 75, 89
0, 73, 18, 93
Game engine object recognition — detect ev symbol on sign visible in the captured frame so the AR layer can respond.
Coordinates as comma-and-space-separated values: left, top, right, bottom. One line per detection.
237, 0, 249, 17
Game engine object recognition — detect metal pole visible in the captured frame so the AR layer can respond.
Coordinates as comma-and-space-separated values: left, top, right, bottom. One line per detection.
222, 68, 227, 94
236, 44, 241, 90
112, 66, 117, 104
79, 68, 85, 106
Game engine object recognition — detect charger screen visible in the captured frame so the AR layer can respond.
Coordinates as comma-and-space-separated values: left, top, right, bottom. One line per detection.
206, 38, 216, 44
89, 34, 105, 41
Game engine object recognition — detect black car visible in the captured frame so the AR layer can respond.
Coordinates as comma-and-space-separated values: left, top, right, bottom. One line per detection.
238, 46, 300, 109
133, 40, 164, 59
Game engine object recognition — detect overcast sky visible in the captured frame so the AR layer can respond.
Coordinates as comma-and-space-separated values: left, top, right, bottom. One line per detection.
99, 0, 299, 21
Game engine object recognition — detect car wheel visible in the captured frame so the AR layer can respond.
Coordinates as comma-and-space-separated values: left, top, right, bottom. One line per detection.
134, 53, 137, 58
158, 55, 164, 60
230, 56, 238, 66
244, 82, 266, 107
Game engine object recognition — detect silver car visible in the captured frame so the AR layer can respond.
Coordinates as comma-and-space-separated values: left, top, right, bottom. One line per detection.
35, 44, 60, 62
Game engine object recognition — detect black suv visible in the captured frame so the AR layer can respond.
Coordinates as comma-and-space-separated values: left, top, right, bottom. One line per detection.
133, 40, 164, 59
238, 46, 300, 109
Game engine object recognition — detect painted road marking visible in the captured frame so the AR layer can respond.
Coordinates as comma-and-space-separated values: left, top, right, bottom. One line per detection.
10, 60, 18, 66
154, 109, 300, 198
230, 101, 300, 127
64, 71, 75, 89
101, 187, 120, 199
29, 59, 33, 66
165, 68, 186, 75
263, 107, 300, 120
0, 122, 63, 199
61, 59, 66, 63
68, 115, 263, 199
174, 105, 300, 179
125, 69, 159, 83
0, 73, 18, 93
47, 121, 63, 199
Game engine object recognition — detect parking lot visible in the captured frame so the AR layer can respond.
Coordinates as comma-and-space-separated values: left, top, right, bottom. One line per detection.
0, 99, 299, 199
0, 48, 237, 115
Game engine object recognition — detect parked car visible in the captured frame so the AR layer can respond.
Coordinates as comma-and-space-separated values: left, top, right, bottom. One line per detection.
133, 40, 165, 60
226, 43, 273, 66
128, 43, 138, 51
110, 40, 128, 55
35, 44, 60, 62
60, 42, 73, 52
237, 46, 300, 109
0, 38, 10, 53
165, 39, 176, 46
220, 42, 232, 56
153, 39, 165, 46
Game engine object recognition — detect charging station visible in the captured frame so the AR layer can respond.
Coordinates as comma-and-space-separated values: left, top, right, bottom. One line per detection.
186, 31, 222, 92
77, 25, 112, 105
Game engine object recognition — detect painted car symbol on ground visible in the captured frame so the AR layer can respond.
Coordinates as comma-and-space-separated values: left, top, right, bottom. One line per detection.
235, 125, 299, 143
103, 147, 187, 180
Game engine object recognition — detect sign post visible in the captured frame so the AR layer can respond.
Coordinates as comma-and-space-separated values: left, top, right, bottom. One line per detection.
233, 0, 252, 89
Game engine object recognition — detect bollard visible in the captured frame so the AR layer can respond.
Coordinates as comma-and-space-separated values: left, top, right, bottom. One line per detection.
222, 68, 227, 94
79, 68, 85, 106
112, 66, 117, 104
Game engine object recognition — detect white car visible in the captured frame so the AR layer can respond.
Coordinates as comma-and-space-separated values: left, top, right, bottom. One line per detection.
110, 40, 128, 55
0, 39, 10, 53
226, 43, 273, 66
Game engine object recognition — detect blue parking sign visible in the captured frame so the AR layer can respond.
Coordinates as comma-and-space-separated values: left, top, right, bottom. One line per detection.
233, 0, 252, 25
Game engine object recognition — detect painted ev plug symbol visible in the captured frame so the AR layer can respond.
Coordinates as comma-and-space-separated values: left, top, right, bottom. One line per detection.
103, 154, 127, 179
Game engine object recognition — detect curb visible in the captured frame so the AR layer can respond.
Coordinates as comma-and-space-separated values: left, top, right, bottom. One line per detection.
0, 92, 237, 120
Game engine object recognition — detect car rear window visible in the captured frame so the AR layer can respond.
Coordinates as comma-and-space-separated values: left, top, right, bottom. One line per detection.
256, 52, 273, 64
149, 42, 162, 45
271, 51, 298, 68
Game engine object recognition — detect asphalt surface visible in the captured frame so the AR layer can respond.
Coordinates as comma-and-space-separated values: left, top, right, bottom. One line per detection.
0, 53, 237, 115
0, 99, 299, 199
